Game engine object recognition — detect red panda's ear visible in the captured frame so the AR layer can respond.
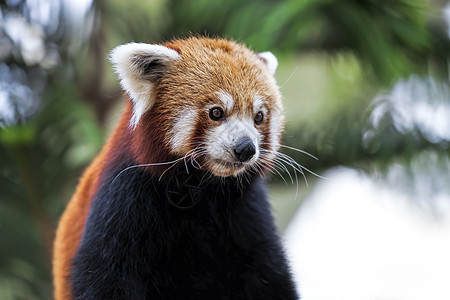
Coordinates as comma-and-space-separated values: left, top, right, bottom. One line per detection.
257, 52, 278, 76
109, 43, 180, 128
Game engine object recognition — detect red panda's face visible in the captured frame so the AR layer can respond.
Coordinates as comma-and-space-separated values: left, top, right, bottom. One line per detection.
110, 37, 284, 177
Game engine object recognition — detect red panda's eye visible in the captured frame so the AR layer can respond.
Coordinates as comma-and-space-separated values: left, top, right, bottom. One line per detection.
254, 112, 264, 125
209, 107, 224, 121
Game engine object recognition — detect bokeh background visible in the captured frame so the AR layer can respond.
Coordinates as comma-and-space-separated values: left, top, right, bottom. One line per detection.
1, 0, 450, 299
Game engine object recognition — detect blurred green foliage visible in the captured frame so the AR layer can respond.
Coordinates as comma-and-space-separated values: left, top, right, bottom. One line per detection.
1, 0, 450, 298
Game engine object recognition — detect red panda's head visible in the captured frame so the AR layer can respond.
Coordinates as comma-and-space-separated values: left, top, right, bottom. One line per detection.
110, 37, 284, 177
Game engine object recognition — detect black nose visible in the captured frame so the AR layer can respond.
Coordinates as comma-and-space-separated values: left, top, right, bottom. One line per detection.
234, 138, 256, 162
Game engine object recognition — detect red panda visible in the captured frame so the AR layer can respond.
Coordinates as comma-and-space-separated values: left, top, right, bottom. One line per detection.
53, 37, 298, 299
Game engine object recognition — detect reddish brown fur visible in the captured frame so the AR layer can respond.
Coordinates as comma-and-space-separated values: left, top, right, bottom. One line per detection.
53, 103, 136, 300
152, 37, 282, 161
53, 37, 283, 299
123, 37, 282, 172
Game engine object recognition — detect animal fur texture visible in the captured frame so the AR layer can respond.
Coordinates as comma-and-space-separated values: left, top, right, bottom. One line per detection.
53, 37, 299, 299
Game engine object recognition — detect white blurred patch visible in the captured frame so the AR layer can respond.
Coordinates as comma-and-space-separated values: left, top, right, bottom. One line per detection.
0, 0, 94, 127
369, 76, 450, 143
285, 167, 450, 300
4, 14, 45, 66
444, 3, 450, 38
0, 91, 16, 125
0, 63, 46, 127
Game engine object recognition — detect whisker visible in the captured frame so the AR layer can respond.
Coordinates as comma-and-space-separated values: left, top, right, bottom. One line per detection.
159, 149, 201, 180
189, 148, 207, 170
252, 162, 267, 179
261, 148, 326, 180
260, 150, 307, 186
261, 156, 294, 184
191, 154, 202, 169
199, 171, 213, 187
272, 158, 295, 184
259, 142, 319, 161
158, 159, 184, 181
273, 153, 309, 186
112, 157, 185, 183
279, 153, 326, 180
183, 148, 201, 175
280, 145, 318, 161
270, 144, 319, 161
279, 66, 298, 89
258, 158, 288, 185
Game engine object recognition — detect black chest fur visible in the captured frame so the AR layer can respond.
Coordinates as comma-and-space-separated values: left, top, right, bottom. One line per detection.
71, 162, 298, 299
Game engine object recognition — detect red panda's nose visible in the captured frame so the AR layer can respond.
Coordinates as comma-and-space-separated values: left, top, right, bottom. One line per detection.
234, 138, 256, 162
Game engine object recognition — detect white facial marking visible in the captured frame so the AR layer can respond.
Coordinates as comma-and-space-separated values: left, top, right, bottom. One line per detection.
257, 51, 278, 76
130, 93, 151, 129
253, 95, 264, 113
109, 43, 180, 128
217, 91, 234, 111
253, 95, 268, 117
169, 107, 197, 154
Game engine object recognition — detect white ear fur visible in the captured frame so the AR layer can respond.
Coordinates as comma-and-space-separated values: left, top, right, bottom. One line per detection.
109, 43, 180, 128
257, 51, 278, 76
